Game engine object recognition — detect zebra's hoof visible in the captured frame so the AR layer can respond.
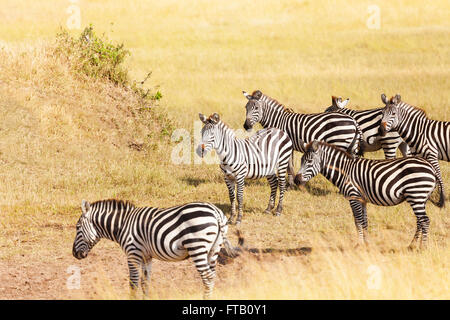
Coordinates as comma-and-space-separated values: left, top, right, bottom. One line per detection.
264, 209, 272, 214
235, 221, 241, 227
274, 212, 281, 217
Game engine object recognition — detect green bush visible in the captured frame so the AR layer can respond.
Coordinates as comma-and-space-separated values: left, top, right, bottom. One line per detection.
55, 24, 162, 104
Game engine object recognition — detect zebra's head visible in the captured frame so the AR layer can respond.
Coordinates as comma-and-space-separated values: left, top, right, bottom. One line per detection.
324, 96, 350, 113
380, 93, 401, 136
196, 113, 221, 158
72, 200, 100, 260
294, 140, 322, 186
243, 90, 264, 131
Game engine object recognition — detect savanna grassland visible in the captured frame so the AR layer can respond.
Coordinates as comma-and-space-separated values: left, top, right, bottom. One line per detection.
0, 0, 449, 299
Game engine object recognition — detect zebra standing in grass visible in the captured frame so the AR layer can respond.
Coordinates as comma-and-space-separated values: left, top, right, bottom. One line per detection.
294, 141, 444, 248
380, 94, 449, 207
242, 90, 364, 185
196, 113, 293, 225
72, 199, 242, 299
325, 96, 410, 159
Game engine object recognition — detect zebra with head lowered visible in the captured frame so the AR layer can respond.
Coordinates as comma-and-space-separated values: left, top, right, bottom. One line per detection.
242, 90, 364, 185
379, 94, 449, 207
294, 141, 444, 248
72, 199, 243, 299
196, 113, 293, 225
325, 96, 410, 159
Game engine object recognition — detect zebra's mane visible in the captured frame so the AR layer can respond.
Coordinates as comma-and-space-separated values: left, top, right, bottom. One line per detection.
254, 91, 295, 113
390, 98, 427, 118
90, 199, 136, 209
307, 141, 354, 160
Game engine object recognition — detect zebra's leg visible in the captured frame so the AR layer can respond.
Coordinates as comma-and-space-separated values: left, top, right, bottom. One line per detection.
398, 142, 410, 157
265, 175, 278, 214
224, 175, 236, 224
140, 258, 153, 297
187, 249, 216, 299
381, 143, 397, 159
405, 196, 430, 250
235, 176, 245, 225
286, 153, 296, 188
127, 256, 142, 298
349, 200, 369, 246
275, 169, 288, 216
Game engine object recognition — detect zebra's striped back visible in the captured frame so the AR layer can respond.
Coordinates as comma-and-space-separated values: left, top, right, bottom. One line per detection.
243, 90, 363, 156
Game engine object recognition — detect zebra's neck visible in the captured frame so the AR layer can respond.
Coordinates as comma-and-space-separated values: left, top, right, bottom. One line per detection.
90, 203, 133, 243
259, 94, 293, 129
214, 122, 239, 162
319, 145, 354, 189
395, 102, 429, 147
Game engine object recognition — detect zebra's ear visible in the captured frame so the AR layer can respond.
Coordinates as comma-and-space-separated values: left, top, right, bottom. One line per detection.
199, 113, 207, 124
252, 90, 262, 100
81, 200, 90, 216
381, 93, 388, 105
311, 140, 320, 152
337, 98, 349, 108
243, 91, 252, 100
210, 113, 220, 124
331, 96, 339, 107
393, 94, 401, 104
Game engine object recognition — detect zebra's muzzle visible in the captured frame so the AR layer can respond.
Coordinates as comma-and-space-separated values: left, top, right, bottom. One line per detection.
73, 249, 88, 260
294, 174, 306, 186
243, 120, 253, 132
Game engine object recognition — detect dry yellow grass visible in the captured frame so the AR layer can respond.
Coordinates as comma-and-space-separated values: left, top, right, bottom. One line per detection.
0, 0, 448, 300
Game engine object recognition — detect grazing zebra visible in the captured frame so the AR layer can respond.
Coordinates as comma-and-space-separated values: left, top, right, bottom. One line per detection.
325, 96, 410, 159
196, 113, 293, 225
72, 199, 243, 299
380, 94, 449, 207
242, 90, 364, 185
294, 141, 444, 248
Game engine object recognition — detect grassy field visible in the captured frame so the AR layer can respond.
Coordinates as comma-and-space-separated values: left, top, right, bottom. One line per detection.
0, 0, 449, 299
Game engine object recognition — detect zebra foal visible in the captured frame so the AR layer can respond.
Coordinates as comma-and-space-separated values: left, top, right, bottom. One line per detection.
380, 94, 449, 207
294, 141, 444, 248
196, 113, 293, 225
325, 96, 409, 159
72, 199, 242, 299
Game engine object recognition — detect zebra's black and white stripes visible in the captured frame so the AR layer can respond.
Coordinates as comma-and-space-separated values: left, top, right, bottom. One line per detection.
242, 90, 364, 183
196, 113, 293, 224
72, 199, 241, 299
380, 94, 449, 207
294, 141, 444, 248
325, 96, 410, 159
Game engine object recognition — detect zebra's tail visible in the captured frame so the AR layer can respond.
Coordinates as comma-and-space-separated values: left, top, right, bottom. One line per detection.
431, 175, 445, 209
347, 121, 365, 157
222, 229, 245, 258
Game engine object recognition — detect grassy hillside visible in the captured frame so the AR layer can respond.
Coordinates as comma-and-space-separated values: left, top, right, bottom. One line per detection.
0, 0, 448, 299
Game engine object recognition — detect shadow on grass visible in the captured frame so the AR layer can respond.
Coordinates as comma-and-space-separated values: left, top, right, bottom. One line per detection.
303, 182, 332, 196
181, 176, 208, 187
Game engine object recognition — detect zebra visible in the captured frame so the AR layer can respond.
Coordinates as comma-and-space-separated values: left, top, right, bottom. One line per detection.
242, 90, 364, 185
325, 96, 410, 159
293, 140, 444, 248
196, 112, 293, 225
379, 93, 448, 208
72, 199, 243, 299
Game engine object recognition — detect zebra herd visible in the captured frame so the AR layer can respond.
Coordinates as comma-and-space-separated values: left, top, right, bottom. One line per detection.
72, 90, 448, 299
